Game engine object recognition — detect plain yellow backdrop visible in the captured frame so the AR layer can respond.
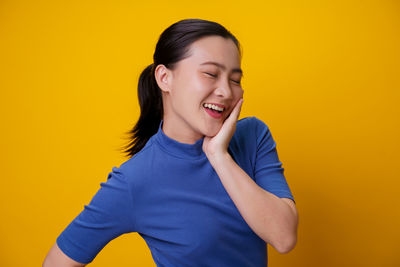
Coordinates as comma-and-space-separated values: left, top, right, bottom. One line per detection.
1, 0, 399, 266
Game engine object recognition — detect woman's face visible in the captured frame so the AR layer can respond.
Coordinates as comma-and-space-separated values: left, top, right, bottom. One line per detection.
157, 35, 244, 144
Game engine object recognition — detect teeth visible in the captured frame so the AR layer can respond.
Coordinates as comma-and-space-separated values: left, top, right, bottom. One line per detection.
203, 103, 224, 112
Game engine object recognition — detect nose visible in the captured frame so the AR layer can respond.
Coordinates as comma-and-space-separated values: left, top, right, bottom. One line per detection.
214, 78, 233, 100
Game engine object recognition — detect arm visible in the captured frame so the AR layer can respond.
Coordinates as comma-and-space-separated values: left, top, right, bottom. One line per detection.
208, 152, 298, 254
49, 167, 136, 264
43, 242, 86, 267
202, 99, 298, 254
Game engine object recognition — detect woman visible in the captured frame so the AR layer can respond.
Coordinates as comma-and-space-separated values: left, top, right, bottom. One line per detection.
43, 18, 298, 267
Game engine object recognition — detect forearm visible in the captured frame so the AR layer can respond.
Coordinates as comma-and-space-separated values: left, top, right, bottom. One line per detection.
208, 152, 298, 253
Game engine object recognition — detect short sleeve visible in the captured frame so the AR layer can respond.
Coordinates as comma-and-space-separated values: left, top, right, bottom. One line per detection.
252, 117, 295, 203
56, 166, 136, 264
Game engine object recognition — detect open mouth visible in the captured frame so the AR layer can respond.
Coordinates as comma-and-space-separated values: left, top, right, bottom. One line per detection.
203, 103, 225, 119
202, 103, 225, 113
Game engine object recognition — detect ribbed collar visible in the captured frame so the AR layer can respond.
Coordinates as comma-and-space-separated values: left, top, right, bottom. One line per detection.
154, 120, 206, 159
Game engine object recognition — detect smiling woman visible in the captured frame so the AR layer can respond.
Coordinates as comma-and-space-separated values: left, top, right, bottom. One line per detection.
43, 18, 298, 267
154, 35, 244, 143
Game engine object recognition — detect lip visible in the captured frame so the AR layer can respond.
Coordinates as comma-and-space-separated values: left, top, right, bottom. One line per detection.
203, 106, 223, 119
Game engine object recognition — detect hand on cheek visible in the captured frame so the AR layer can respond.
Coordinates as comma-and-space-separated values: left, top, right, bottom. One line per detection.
202, 98, 244, 159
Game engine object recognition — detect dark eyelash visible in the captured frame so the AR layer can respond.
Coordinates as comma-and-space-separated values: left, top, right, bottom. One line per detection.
205, 72, 217, 77
205, 72, 241, 85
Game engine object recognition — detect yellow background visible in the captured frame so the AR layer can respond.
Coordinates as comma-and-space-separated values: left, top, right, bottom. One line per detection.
1, 0, 399, 266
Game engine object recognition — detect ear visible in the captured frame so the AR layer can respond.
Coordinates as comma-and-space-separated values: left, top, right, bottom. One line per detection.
154, 64, 172, 93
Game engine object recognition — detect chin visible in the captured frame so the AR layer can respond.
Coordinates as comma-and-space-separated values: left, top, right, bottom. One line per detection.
203, 123, 222, 137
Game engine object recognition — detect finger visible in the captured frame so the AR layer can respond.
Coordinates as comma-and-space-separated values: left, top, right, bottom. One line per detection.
220, 98, 243, 134
236, 98, 243, 119
228, 98, 243, 122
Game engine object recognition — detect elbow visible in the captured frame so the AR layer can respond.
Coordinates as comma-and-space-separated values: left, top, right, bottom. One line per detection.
274, 234, 297, 254
274, 206, 299, 254
271, 231, 297, 254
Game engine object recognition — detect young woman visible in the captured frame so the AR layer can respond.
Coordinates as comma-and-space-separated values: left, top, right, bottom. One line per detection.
43, 18, 298, 267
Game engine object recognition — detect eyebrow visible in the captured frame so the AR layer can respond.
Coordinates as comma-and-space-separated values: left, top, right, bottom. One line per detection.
200, 61, 243, 76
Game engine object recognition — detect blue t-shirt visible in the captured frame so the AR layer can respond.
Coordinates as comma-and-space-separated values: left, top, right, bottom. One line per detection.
56, 116, 295, 266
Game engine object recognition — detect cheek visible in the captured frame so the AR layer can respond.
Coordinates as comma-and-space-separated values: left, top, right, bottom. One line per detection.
186, 77, 212, 101
173, 79, 205, 108
192, 76, 211, 92
234, 87, 244, 99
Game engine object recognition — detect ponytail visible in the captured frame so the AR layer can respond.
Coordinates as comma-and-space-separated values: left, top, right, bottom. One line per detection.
121, 63, 163, 158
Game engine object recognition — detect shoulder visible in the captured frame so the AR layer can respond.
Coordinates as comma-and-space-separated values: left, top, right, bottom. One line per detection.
229, 116, 271, 153
227, 116, 271, 175
237, 116, 269, 128
235, 116, 270, 139
231, 116, 275, 157
113, 137, 157, 182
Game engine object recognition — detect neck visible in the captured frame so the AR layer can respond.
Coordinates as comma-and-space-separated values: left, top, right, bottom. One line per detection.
162, 117, 204, 144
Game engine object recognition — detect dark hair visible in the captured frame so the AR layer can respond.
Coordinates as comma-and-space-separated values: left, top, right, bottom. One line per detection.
120, 18, 242, 158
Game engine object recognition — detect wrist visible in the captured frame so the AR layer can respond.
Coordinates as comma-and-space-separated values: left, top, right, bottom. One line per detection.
207, 151, 231, 167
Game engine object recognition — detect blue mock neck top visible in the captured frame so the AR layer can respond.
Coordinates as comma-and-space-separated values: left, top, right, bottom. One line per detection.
155, 120, 206, 159
56, 116, 295, 266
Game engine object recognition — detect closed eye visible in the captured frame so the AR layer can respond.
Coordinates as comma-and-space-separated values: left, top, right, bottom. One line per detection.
205, 72, 241, 85
231, 79, 241, 85
205, 72, 217, 78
